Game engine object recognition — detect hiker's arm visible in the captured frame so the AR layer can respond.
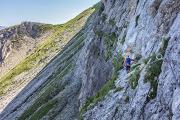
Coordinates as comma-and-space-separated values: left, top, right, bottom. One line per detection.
131, 59, 135, 61
131, 59, 136, 64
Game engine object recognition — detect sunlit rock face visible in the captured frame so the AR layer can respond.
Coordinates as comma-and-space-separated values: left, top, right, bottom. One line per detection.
82, 0, 180, 120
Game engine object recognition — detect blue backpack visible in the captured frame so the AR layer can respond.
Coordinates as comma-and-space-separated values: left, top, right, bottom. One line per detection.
126, 58, 131, 66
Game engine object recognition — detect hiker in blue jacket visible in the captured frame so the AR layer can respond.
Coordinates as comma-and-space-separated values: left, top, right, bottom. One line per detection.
124, 55, 134, 73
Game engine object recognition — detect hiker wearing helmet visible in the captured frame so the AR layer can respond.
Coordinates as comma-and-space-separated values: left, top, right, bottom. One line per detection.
123, 55, 134, 73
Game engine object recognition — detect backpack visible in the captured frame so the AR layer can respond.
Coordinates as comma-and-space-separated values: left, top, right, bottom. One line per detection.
126, 58, 131, 66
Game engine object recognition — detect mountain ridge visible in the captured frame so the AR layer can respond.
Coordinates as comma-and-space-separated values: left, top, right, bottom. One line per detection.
0, 22, 51, 77
0, 7, 95, 115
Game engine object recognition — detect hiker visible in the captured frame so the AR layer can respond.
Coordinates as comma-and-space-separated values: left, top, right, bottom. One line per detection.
123, 55, 134, 73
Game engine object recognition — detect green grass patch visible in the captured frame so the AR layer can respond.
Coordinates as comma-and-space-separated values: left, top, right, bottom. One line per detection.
104, 32, 118, 61
80, 74, 117, 115
144, 54, 161, 100
93, 27, 103, 36
143, 56, 151, 64
144, 36, 169, 100
160, 36, 170, 56
113, 53, 124, 74
29, 99, 57, 120
114, 86, 124, 93
131, 63, 141, 71
129, 67, 141, 89
109, 18, 116, 26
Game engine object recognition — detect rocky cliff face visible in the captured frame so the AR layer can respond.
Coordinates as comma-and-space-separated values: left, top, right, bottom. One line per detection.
82, 0, 180, 120
0, 0, 179, 120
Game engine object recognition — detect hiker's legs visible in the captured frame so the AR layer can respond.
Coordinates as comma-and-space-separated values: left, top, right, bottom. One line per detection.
126, 65, 130, 73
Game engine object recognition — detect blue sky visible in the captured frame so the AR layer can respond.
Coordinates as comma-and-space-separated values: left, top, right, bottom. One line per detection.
0, 0, 100, 27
